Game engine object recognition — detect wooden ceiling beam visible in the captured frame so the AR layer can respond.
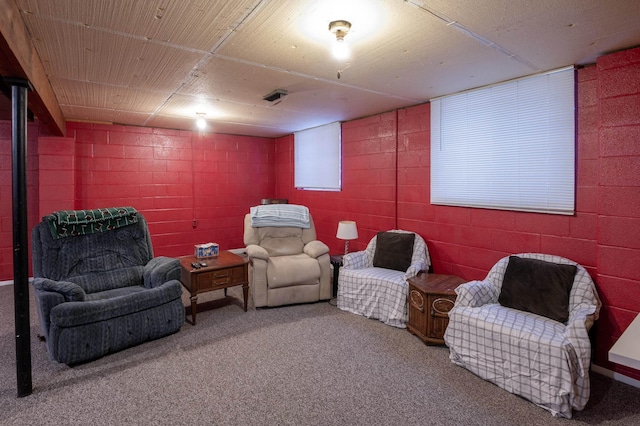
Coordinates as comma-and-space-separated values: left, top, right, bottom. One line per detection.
0, 0, 65, 136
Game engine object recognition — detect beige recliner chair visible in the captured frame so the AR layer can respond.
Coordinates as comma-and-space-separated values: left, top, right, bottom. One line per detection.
243, 212, 331, 307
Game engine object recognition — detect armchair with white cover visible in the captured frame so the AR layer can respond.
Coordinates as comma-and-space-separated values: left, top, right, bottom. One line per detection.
444, 253, 601, 418
337, 230, 431, 328
244, 205, 331, 307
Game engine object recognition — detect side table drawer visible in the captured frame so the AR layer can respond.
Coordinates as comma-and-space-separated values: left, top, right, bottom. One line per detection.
431, 296, 455, 318
195, 266, 245, 291
427, 295, 455, 340
408, 288, 428, 337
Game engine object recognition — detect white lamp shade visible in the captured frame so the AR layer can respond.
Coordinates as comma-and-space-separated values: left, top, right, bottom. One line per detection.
336, 221, 358, 240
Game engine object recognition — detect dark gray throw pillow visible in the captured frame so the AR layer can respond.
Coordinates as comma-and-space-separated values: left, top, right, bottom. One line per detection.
372, 232, 415, 272
498, 255, 577, 323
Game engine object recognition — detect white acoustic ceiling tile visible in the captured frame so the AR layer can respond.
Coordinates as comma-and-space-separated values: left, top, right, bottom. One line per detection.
16, 0, 262, 51
21, 14, 204, 93
107, 39, 203, 90
215, 0, 349, 80
420, 0, 640, 67
278, 85, 412, 125
140, 0, 264, 51
176, 63, 414, 132
51, 78, 169, 113
347, 39, 535, 100
156, 93, 312, 124
178, 56, 318, 104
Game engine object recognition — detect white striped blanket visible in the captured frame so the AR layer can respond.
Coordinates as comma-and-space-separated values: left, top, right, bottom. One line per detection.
250, 204, 310, 228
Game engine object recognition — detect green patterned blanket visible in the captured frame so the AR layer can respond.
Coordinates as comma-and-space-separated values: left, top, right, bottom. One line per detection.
46, 206, 138, 239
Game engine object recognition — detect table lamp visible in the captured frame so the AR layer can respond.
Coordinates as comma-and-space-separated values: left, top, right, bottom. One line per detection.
336, 220, 358, 255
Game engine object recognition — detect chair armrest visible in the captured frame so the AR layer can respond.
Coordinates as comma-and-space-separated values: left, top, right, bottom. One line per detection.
32, 278, 73, 338
50, 280, 183, 328
563, 304, 600, 377
453, 280, 499, 307
246, 244, 269, 261
32, 277, 86, 302
405, 261, 429, 280
143, 256, 180, 288
304, 240, 329, 259
342, 251, 369, 270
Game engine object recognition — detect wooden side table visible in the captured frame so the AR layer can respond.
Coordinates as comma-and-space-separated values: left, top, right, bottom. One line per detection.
178, 251, 249, 325
406, 273, 465, 345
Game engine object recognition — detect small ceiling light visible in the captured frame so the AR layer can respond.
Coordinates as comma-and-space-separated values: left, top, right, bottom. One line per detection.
196, 112, 206, 130
329, 20, 351, 60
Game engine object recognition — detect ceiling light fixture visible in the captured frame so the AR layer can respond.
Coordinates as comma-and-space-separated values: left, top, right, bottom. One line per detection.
329, 20, 351, 60
195, 112, 206, 130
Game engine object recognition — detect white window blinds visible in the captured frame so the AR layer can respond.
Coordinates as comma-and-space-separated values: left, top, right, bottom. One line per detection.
294, 121, 341, 190
430, 67, 575, 215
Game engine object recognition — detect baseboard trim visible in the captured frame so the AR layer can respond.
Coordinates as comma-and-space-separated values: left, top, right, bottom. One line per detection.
592, 364, 640, 389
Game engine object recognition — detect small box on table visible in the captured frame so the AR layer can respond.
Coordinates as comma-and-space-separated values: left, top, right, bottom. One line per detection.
194, 243, 219, 259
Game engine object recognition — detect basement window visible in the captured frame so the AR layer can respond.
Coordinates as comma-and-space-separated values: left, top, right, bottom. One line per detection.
430, 66, 575, 215
294, 121, 341, 191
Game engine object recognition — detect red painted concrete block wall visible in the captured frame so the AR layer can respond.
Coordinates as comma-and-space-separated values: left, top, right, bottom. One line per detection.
38, 136, 75, 217
192, 132, 275, 251
0, 122, 40, 280
28, 122, 274, 261
274, 134, 293, 203
594, 48, 640, 379
68, 123, 195, 257
0, 122, 12, 280
280, 112, 399, 254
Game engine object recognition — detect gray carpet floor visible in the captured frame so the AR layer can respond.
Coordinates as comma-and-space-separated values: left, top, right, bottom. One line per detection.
1, 283, 639, 425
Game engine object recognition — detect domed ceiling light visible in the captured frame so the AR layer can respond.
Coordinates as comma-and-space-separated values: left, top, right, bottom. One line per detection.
328, 20, 352, 60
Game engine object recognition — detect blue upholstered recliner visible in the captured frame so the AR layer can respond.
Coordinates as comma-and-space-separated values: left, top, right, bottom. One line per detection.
31, 208, 185, 364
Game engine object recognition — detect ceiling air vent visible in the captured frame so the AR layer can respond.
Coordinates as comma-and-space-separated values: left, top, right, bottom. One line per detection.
262, 89, 288, 105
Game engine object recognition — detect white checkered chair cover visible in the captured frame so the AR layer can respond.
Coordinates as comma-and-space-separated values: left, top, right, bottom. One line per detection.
444, 253, 602, 418
337, 230, 431, 328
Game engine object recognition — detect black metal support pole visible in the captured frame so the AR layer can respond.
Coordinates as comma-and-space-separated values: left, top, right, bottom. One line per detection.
8, 77, 33, 398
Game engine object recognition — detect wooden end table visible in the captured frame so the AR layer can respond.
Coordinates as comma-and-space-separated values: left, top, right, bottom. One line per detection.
178, 251, 249, 325
406, 273, 465, 345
